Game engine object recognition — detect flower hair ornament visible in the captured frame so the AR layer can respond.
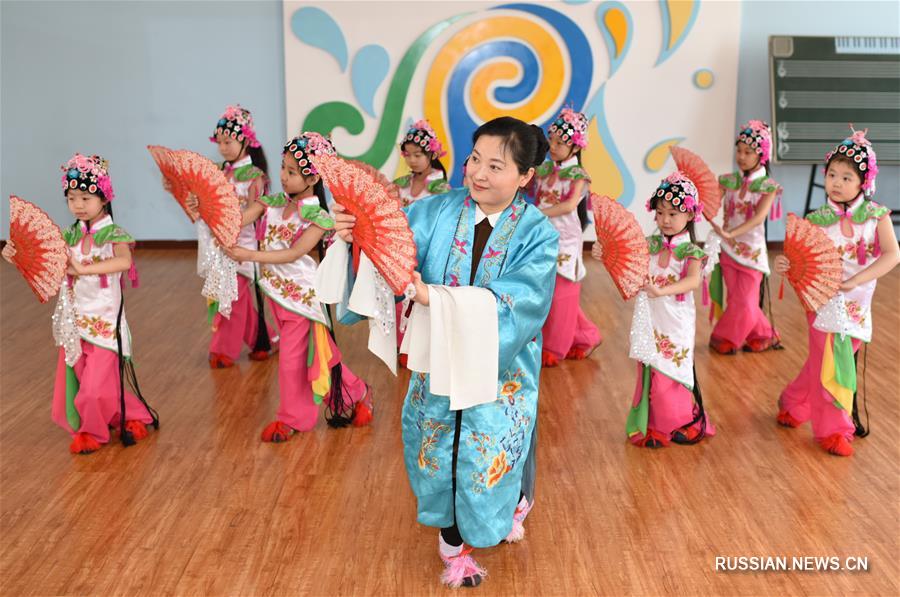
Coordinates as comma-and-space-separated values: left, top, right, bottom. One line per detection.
283, 132, 337, 176
736, 120, 772, 165
401, 119, 446, 158
825, 124, 879, 196
210, 104, 261, 149
645, 171, 702, 221
548, 107, 589, 149
61, 153, 115, 201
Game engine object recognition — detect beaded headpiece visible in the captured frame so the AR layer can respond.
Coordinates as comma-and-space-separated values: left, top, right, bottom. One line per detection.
548, 108, 589, 148
283, 132, 337, 176
400, 119, 445, 158
736, 120, 772, 165
825, 125, 878, 196
210, 104, 260, 148
646, 171, 702, 221
61, 154, 115, 201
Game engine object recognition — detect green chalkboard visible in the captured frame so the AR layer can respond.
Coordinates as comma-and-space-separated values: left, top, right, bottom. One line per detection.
769, 36, 900, 164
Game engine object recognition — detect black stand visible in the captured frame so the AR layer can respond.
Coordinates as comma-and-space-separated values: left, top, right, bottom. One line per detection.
802, 164, 826, 216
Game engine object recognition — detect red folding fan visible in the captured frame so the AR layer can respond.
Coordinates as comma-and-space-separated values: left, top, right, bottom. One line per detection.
781, 213, 842, 312
148, 145, 196, 222
349, 159, 403, 210
171, 150, 241, 247
8, 195, 68, 303
670, 146, 721, 219
310, 153, 417, 296
591, 193, 649, 300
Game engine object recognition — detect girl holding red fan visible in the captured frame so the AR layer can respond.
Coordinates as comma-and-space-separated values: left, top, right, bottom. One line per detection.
532, 108, 601, 367
3, 154, 158, 454
708, 120, 782, 354
393, 119, 451, 207
774, 128, 898, 457
621, 170, 715, 448
225, 132, 372, 440
202, 104, 274, 369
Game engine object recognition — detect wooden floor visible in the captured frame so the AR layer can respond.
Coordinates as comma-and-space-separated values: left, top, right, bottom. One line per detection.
1, 249, 898, 596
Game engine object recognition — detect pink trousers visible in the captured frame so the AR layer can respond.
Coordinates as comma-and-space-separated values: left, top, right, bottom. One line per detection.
779, 312, 859, 441
210, 275, 273, 360
542, 276, 601, 359
629, 364, 716, 444
52, 341, 153, 443
710, 253, 778, 348
269, 300, 368, 432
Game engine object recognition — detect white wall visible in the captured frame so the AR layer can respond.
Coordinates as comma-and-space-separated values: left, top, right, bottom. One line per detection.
2, 0, 897, 240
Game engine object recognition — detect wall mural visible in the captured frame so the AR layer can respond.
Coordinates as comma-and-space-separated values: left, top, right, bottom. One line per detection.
283, 0, 740, 228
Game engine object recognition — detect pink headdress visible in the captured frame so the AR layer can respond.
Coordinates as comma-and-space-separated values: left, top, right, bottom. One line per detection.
645, 171, 702, 221
61, 153, 115, 201
283, 131, 337, 176
400, 119, 446, 158
825, 124, 879, 196
736, 120, 772, 165
210, 104, 261, 149
548, 108, 589, 149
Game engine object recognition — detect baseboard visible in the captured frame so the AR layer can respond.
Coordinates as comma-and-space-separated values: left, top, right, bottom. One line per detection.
583, 241, 786, 250
0, 239, 199, 249
134, 240, 198, 249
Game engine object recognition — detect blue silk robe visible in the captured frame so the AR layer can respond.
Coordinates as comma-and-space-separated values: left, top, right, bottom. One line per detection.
399, 188, 558, 547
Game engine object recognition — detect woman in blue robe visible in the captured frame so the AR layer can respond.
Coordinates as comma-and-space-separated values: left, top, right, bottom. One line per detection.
332, 117, 558, 588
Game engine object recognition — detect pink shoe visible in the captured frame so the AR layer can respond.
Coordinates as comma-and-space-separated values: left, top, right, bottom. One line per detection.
440, 545, 486, 588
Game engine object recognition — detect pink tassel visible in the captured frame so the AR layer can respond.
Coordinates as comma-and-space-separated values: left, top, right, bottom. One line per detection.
702, 275, 710, 306
873, 229, 881, 258
769, 189, 783, 221
66, 274, 74, 288
856, 239, 866, 265
505, 518, 526, 543
128, 261, 139, 288
504, 496, 533, 543
255, 214, 267, 242
99, 274, 109, 288
676, 261, 689, 302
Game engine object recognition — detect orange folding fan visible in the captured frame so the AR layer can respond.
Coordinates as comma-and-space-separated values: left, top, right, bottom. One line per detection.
148, 145, 196, 222
8, 195, 68, 303
310, 153, 417, 296
171, 150, 241, 247
591, 194, 649, 300
670, 146, 721, 220
781, 213, 842, 311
